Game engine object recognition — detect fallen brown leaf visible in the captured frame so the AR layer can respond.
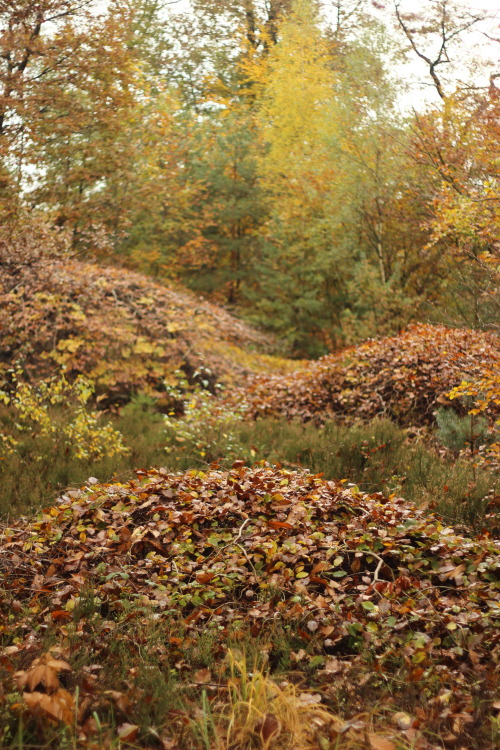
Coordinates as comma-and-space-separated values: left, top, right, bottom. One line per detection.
367, 733, 396, 750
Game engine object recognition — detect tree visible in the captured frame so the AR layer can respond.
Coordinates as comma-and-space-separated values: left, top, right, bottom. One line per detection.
330, 26, 444, 341
413, 87, 500, 328
115, 91, 210, 280
393, 0, 493, 101
0, 1, 98, 220
181, 108, 266, 305
192, 0, 292, 50
249, 0, 352, 353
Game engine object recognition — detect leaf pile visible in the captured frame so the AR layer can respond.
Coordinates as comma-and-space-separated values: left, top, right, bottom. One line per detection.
0, 257, 282, 400
241, 324, 500, 426
1, 465, 498, 744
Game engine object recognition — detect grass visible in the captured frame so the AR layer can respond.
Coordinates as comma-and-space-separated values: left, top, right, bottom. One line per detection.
1, 599, 495, 749
1, 393, 498, 749
0, 598, 446, 750
230, 418, 498, 530
0, 397, 168, 518
0, 396, 498, 531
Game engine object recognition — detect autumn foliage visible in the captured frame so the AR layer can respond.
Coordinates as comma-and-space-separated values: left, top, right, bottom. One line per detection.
0, 253, 279, 400
1, 465, 499, 747
242, 324, 500, 427
1, 2, 500, 748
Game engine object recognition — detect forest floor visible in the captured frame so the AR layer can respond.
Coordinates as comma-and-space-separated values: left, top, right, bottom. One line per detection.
0, 260, 499, 750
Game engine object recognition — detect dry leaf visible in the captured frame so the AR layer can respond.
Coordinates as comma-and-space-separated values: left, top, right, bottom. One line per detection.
367, 734, 396, 750
393, 711, 414, 730
323, 659, 342, 674
255, 713, 282, 745
80, 715, 99, 737
51, 610, 72, 622
298, 692, 322, 705
195, 571, 215, 584
104, 689, 132, 714
24, 687, 74, 724
15, 653, 71, 693
117, 723, 140, 742
193, 668, 211, 684
2, 645, 20, 655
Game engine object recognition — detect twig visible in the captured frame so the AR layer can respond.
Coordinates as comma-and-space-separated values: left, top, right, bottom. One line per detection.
234, 542, 258, 578
231, 517, 251, 545
370, 553, 385, 586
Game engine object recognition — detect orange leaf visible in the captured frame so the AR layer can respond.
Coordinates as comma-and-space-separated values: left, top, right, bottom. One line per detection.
24, 688, 74, 724
117, 723, 140, 742
51, 610, 72, 622
195, 571, 215, 584
268, 521, 292, 530
367, 734, 396, 750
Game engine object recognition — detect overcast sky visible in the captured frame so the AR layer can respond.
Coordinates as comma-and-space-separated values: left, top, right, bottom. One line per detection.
369, 0, 499, 106
93, 0, 499, 108
165, 0, 499, 100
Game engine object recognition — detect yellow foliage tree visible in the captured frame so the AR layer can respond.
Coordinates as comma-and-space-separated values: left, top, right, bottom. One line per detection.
258, 0, 337, 190
253, 0, 349, 351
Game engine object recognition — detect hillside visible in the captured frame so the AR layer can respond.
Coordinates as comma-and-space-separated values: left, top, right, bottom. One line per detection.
1, 260, 499, 749
1, 465, 499, 748
242, 324, 500, 427
0, 256, 286, 402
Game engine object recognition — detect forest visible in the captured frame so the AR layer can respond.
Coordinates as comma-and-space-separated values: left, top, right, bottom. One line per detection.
0, 1, 499, 748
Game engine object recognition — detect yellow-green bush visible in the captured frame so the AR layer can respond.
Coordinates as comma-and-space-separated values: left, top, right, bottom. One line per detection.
0, 370, 128, 462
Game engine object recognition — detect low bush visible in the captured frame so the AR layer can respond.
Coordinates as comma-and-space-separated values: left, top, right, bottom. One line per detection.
1, 383, 497, 531
0, 391, 164, 518
0, 370, 128, 461
1, 466, 498, 749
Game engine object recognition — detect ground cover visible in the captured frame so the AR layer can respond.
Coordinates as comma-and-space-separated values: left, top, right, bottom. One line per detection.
2, 397, 498, 530
241, 325, 500, 428
0, 466, 499, 749
1, 260, 499, 749
0, 256, 289, 403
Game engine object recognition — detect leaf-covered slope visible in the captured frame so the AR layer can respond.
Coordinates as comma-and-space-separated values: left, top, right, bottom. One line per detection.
1, 466, 498, 702
0, 257, 282, 398
243, 324, 500, 426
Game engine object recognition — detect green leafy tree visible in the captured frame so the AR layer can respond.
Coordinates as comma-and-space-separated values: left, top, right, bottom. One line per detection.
181, 107, 266, 305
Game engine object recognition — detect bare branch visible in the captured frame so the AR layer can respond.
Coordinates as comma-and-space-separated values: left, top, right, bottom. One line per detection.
393, 0, 491, 101
394, 0, 446, 99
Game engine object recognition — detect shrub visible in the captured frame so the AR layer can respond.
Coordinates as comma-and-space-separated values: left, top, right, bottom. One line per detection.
0, 371, 130, 516
163, 372, 249, 463
436, 406, 488, 452
0, 370, 128, 462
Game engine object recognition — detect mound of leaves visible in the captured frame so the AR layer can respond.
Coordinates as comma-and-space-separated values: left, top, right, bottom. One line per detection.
242, 324, 500, 426
1, 465, 498, 746
0, 256, 279, 401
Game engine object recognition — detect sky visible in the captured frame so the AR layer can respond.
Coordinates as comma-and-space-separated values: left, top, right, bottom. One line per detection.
93, 0, 499, 108
368, 0, 500, 107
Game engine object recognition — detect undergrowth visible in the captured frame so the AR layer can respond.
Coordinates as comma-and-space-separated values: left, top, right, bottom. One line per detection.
0, 595, 488, 750
0, 391, 497, 531
230, 418, 498, 530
